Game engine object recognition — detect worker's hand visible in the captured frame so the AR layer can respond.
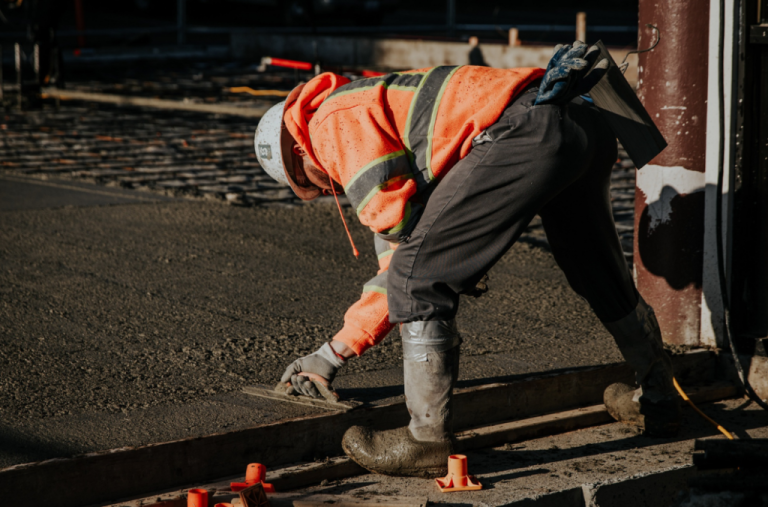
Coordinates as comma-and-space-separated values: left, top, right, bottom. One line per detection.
534, 42, 609, 106
280, 342, 346, 398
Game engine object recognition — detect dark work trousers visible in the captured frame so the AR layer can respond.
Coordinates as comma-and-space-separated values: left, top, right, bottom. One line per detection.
387, 88, 638, 325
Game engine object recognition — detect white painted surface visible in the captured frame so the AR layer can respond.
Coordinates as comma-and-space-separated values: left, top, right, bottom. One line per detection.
701, 0, 736, 349
635, 164, 705, 233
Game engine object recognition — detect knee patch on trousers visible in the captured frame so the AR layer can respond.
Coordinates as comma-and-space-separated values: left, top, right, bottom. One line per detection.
401, 320, 462, 362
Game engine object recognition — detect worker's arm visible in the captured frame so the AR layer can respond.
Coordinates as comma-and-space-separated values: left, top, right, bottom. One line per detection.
279, 237, 396, 398
331, 236, 397, 356
311, 105, 420, 242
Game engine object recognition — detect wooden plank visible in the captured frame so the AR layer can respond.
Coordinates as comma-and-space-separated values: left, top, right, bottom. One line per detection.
0, 351, 716, 507
291, 495, 428, 507
458, 383, 738, 452
40, 88, 271, 118
270, 457, 366, 492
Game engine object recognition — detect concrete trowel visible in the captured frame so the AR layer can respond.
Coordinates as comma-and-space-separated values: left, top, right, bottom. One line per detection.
243, 372, 362, 412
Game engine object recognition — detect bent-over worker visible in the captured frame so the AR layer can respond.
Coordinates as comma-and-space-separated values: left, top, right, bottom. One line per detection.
253, 42, 681, 478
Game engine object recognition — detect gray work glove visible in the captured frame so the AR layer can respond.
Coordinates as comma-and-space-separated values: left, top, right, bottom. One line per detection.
280, 342, 346, 398
534, 41, 609, 106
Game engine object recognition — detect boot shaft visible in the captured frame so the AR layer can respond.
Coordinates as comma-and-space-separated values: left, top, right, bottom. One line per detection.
602, 296, 676, 401
401, 320, 461, 442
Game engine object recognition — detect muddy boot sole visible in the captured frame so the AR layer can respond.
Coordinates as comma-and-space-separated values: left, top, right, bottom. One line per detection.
604, 382, 681, 437
342, 425, 453, 478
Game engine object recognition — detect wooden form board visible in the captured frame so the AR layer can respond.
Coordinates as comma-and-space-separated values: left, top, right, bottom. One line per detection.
0, 351, 716, 507
41, 87, 272, 118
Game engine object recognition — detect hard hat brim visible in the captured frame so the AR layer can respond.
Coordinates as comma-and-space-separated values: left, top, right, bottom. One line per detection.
279, 84, 322, 201
279, 123, 322, 201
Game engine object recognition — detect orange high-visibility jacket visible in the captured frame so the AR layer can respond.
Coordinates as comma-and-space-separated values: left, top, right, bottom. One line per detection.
284, 65, 545, 356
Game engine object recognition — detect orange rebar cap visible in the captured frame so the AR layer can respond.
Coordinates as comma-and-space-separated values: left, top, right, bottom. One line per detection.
214, 504, 233, 507
187, 488, 209, 507
435, 455, 482, 493
231, 463, 276, 493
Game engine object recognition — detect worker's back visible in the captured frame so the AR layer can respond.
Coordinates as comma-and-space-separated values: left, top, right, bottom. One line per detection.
285, 65, 544, 240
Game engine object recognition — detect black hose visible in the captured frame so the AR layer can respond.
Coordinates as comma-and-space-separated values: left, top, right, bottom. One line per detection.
715, 0, 768, 412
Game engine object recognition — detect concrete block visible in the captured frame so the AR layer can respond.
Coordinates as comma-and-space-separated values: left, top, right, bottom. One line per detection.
584, 466, 694, 507
499, 487, 586, 507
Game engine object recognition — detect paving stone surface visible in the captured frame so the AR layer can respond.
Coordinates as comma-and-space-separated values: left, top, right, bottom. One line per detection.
1, 86, 637, 257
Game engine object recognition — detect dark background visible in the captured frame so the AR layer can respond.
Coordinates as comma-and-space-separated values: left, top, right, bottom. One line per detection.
1, 0, 639, 49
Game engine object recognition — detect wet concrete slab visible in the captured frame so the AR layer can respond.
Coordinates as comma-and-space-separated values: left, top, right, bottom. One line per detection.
0, 174, 173, 211
0, 195, 628, 468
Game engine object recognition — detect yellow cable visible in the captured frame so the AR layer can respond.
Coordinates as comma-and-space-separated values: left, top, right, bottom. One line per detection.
228, 87, 291, 97
673, 377, 735, 440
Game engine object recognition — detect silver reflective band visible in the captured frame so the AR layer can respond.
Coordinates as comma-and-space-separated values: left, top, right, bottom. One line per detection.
401, 320, 462, 362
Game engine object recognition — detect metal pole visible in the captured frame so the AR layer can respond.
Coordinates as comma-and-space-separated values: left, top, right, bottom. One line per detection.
446, 0, 456, 35
74, 0, 86, 47
508, 28, 519, 47
0, 45, 4, 106
33, 43, 40, 85
14, 43, 21, 110
576, 12, 587, 42
634, 1, 710, 345
177, 0, 187, 45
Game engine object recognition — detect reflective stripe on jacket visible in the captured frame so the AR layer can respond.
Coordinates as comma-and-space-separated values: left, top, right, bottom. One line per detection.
285, 65, 544, 242
283, 65, 544, 356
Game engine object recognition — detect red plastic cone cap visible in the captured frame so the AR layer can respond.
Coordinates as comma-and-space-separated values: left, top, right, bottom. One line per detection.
231, 463, 276, 493
435, 455, 482, 493
246, 463, 266, 484
188, 488, 209, 507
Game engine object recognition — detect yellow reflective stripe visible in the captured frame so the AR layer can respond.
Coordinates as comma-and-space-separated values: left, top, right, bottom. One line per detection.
344, 150, 406, 193
329, 84, 380, 100
382, 201, 412, 235
355, 174, 413, 216
323, 75, 424, 104
403, 66, 439, 166
425, 66, 461, 180
363, 285, 387, 295
377, 249, 394, 260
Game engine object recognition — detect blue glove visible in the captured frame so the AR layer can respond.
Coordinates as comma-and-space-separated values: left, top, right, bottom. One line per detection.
534, 42, 609, 106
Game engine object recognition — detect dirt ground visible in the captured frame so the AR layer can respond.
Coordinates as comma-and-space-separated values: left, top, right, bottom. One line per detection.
0, 174, 625, 468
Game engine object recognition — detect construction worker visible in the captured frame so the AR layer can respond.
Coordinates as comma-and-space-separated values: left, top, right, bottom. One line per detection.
253, 42, 681, 478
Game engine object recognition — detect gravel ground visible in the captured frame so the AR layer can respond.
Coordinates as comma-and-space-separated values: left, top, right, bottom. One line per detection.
0, 192, 626, 467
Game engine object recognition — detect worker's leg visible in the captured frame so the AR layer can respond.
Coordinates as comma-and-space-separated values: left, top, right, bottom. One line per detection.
342, 321, 460, 478
344, 90, 599, 476
538, 101, 680, 436
387, 89, 595, 323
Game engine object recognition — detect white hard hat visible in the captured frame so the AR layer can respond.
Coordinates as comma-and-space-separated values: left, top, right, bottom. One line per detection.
253, 84, 321, 201
254, 100, 291, 186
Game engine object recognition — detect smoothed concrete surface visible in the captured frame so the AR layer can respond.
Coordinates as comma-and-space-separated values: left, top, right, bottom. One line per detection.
0, 187, 623, 468
0, 174, 173, 211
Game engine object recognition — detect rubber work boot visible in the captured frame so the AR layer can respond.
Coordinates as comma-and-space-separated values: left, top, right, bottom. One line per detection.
342, 325, 460, 478
602, 296, 681, 437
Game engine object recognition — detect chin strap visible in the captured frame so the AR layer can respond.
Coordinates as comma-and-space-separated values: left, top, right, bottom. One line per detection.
328, 172, 359, 258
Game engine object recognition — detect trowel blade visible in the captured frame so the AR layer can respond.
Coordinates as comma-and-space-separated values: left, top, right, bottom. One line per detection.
242, 382, 362, 412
